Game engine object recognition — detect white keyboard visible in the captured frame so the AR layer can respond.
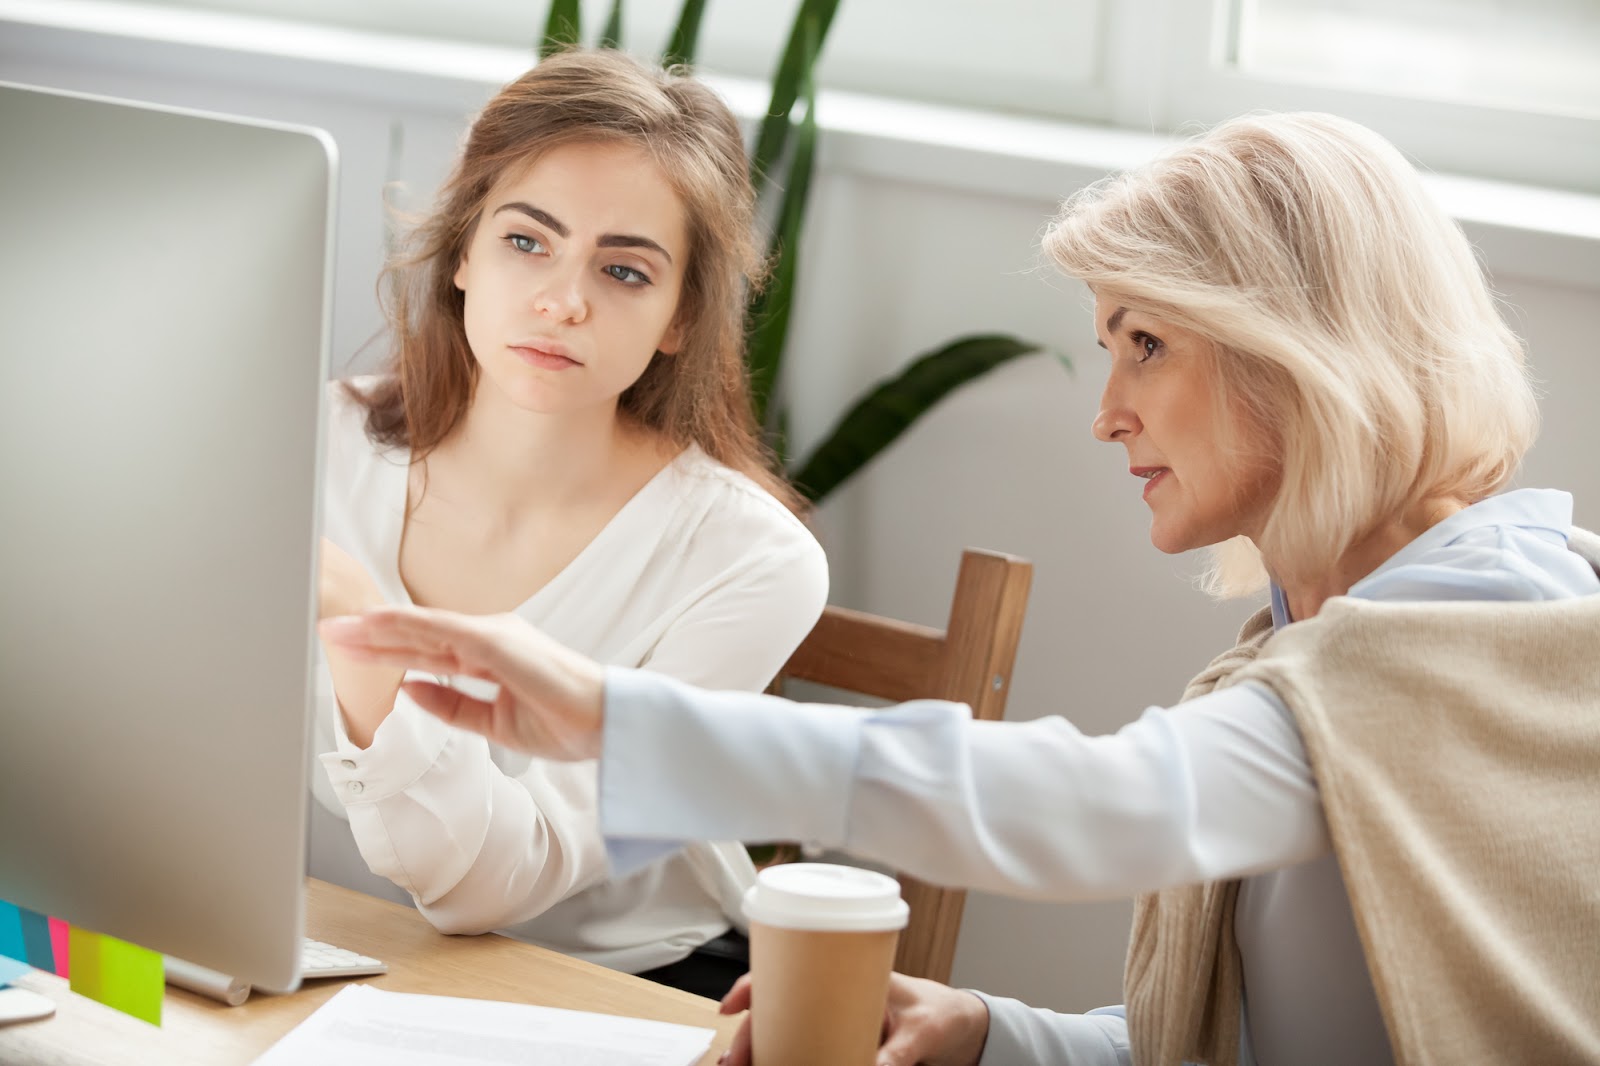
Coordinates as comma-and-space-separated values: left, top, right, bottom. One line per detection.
301, 937, 387, 980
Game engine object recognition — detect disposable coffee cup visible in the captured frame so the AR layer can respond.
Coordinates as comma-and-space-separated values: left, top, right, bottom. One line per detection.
743, 862, 909, 1066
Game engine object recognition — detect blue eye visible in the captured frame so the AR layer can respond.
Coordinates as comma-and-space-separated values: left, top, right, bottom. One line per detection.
506, 233, 545, 254
606, 264, 650, 286
1132, 331, 1163, 363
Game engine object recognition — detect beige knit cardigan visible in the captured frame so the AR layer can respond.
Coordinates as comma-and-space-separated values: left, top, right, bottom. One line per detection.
1125, 529, 1600, 1066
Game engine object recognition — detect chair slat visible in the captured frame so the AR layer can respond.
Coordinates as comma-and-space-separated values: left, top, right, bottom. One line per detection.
773, 548, 1033, 986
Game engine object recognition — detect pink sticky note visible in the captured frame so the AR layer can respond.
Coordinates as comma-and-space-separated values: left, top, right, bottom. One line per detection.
48, 917, 69, 978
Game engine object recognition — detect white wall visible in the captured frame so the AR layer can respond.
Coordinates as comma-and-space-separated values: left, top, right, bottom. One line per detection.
6, 8, 1597, 1016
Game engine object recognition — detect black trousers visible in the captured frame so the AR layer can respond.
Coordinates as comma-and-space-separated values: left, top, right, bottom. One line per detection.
635, 929, 750, 1001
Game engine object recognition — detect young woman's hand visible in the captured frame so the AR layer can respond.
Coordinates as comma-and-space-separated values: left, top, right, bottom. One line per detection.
716, 971, 991, 1066
318, 606, 607, 761
317, 537, 404, 747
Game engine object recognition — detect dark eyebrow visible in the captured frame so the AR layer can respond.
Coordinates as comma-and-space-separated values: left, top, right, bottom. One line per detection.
493, 202, 567, 237
1095, 306, 1130, 349
598, 233, 674, 264
491, 201, 674, 265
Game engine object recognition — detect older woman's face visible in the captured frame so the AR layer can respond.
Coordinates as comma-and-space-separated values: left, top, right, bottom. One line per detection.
1091, 293, 1278, 555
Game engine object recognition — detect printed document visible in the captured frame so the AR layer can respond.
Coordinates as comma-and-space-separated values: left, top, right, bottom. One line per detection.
252, 984, 716, 1065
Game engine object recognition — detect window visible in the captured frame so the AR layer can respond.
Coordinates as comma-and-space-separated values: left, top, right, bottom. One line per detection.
1237, 0, 1600, 117
1149, 0, 1599, 192
133, 0, 1600, 191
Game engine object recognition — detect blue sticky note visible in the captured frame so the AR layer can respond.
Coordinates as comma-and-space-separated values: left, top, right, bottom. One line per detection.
19, 909, 53, 972
0, 902, 25, 965
0, 955, 30, 987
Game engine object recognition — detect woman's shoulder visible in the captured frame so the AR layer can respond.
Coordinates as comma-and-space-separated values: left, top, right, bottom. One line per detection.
665, 446, 819, 550
323, 375, 403, 478
1351, 489, 1599, 606
325, 374, 372, 430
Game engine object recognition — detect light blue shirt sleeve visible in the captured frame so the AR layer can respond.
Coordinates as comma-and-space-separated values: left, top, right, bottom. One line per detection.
599, 667, 1328, 900
976, 998, 1131, 1066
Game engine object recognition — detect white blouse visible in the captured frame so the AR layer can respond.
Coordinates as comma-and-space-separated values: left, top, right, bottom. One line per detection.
307, 380, 828, 973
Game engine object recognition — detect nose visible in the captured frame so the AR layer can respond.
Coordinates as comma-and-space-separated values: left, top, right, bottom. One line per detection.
531, 259, 588, 325
1092, 371, 1139, 443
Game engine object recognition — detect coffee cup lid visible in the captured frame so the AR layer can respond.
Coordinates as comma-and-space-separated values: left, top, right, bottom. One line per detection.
742, 863, 910, 932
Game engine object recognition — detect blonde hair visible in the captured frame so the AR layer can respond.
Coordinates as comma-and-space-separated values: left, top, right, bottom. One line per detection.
1044, 112, 1537, 596
356, 48, 800, 511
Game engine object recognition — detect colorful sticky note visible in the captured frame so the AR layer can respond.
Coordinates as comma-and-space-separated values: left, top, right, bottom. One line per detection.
17, 908, 54, 972
0, 954, 30, 987
2, 901, 63, 973
48, 917, 70, 978
68, 927, 163, 1026
0, 903, 23, 965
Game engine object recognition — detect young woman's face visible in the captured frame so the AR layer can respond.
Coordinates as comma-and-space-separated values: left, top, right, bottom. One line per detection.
1091, 293, 1279, 554
453, 140, 688, 417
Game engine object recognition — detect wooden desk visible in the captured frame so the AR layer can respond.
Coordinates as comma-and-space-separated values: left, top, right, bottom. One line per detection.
0, 879, 738, 1064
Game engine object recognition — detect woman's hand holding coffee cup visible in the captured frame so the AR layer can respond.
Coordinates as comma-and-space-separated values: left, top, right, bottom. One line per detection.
717, 970, 992, 1066
722, 863, 994, 1066
318, 606, 606, 761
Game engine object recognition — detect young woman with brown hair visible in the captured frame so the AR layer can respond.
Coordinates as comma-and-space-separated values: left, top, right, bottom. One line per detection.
308, 48, 826, 997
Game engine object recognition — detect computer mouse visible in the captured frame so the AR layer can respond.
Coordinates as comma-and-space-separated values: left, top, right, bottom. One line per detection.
0, 986, 57, 1026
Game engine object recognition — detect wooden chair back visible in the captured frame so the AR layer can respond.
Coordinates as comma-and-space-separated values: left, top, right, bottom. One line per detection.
775, 547, 1032, 984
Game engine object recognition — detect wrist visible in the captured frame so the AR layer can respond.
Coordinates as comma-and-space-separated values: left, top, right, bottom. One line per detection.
328, 654, 404, 749
572, 658, 607, 761
952, 989, 991, 1066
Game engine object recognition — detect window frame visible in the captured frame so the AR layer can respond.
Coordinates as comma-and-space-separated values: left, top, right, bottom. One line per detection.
69, 0, 1600, 192
1120, 0, 1599, 193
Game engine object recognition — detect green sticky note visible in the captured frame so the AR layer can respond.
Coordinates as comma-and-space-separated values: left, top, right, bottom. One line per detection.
68, 926, 163, 1026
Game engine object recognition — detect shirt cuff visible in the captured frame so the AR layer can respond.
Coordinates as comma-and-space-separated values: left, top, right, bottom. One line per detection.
597, 666, 862, 853
318, 673, 455, 804
974, 994, 1130, 1066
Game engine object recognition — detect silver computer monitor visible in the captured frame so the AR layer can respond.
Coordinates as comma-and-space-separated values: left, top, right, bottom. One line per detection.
0, 81, 335, 992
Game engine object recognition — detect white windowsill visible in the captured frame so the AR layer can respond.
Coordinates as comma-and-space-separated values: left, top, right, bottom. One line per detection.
3, 0, 1598, 289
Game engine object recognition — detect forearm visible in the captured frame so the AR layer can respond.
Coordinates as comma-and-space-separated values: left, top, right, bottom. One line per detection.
599, 670, 1328, 900
320, 693, 608, 931
324, 647, 404, 749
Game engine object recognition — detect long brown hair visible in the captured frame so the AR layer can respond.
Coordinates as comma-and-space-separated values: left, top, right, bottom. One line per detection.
354, 48, 800, 511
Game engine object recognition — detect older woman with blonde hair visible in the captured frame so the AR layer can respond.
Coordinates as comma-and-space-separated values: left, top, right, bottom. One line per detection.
321, 111, 1600, 1064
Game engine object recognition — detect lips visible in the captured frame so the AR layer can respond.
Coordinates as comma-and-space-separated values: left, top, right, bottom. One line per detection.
510, 343, 580, 370
1131, 466, 1170, 501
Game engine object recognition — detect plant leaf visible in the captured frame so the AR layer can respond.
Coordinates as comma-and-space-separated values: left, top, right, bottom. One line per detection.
661, 0, 708, 67
600, 0, 625, 50
749, 0, 840, 199
789, 336, 1055, 503
540, 0, 582, 57
745, 14, 820, 431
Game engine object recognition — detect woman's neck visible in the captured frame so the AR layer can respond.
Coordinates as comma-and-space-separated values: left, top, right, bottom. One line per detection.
420, 379, 667, 525
1273, 496, 1468, 621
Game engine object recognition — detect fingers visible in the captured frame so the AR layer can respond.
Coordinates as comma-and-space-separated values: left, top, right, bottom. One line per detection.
715, 975, 753, 1066
399, 680, 498, 737
321, 605, 465, 649
720, 1014, 753, 1066
874, 1029, 923, 1066
320, 607, 503, 676
328, 641, 468, 676
719, 974, 753, 1015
